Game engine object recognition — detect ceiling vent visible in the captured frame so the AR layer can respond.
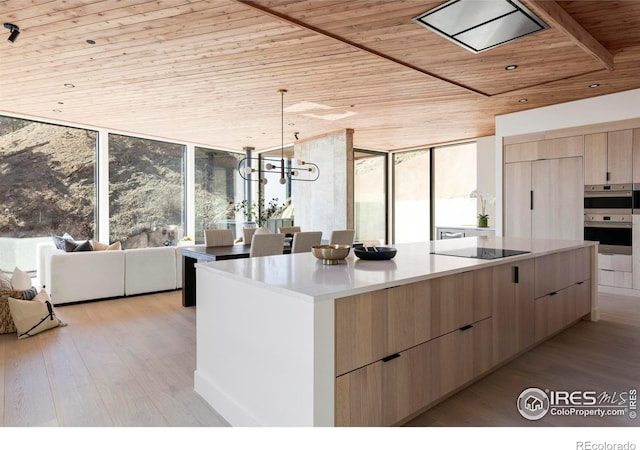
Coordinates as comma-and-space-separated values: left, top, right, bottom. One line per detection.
413, 0, 548, 53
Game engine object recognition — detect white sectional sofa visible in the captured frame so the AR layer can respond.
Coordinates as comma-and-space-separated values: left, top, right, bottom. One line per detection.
37, 242, 183, 305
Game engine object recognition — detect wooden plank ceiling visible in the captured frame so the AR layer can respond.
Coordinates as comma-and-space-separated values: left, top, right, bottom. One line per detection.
1, 0, 640, 152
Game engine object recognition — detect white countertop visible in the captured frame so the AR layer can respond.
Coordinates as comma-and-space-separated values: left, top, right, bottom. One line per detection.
196, 236, 597, 302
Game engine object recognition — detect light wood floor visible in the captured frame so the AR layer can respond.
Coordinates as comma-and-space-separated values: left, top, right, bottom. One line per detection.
0, 291, 227, 426
0, 289, 638, 427
406, 290, 640, 427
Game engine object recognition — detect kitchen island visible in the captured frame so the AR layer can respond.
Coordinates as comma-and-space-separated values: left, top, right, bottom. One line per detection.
194, 237, 598, 427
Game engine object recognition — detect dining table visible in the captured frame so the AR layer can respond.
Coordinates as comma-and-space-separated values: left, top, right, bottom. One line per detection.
180, 243, 291, 307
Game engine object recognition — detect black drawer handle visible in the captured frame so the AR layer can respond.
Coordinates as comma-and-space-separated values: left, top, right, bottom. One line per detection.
577, 281, 584, 285
459, 324, 473, 331
381, 353, 401, 363
549, 291, 558, 296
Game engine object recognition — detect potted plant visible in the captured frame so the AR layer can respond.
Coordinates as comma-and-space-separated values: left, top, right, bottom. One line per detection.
470, 190, 493, 228
231, 194, 288, 229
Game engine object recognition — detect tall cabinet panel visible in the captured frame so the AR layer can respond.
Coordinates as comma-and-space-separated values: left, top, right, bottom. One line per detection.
505, 157, 583, 240
504, 161, 532, 239
584, 133, 608, 185
633, 128, 640, 184
531, 157, 584, 240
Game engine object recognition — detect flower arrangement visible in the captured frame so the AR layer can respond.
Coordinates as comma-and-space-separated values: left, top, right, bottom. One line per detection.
231, 194, 288, 227
470, 190, 494, 227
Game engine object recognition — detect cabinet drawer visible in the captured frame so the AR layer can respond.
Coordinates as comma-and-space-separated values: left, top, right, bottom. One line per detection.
535, 247, 592, 297
431, 317, 492, 401
598, 269, 633, 288
335, 340, 432, 427
598, 253, 632, 272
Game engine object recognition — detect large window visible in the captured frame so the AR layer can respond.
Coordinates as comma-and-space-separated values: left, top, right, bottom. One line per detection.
109, 135, 185, 248
354, 150, 387, 244
393, 149, 430, 243
0, 116, 96, 273
433, 142, 477, 228
194, 147, 244, 244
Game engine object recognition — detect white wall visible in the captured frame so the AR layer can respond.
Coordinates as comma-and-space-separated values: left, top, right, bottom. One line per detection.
494, 87, 640, 235
477, 136, 496, 228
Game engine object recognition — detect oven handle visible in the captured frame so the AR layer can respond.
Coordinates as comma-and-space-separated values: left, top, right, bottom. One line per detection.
584, 190, 632, 198
584, 222, 632, 228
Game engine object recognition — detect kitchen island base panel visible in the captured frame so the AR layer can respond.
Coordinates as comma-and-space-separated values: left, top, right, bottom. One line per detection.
194, 268, 335, 427
195, 238, 598, 426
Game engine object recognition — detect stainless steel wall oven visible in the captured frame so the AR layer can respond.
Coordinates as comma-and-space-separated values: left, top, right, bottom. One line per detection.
584, 184, 632, 255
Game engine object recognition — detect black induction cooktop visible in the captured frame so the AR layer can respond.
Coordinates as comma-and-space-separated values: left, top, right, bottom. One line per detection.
430, 247, 530, 260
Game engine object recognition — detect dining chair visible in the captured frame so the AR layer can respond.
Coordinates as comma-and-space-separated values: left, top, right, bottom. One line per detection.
291, 231, 322, 253
329, 229, 355, 245
204, 229, 234, 247
242, 227, 258, 245
279, 226, 301, 235
250, 233, 286, 258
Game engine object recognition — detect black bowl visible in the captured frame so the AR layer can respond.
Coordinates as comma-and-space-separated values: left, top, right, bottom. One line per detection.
354, 246, 397, 260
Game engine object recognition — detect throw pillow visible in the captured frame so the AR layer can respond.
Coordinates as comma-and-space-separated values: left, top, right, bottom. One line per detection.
10, 267, 32, 291
106, 241, 122, 250
8, 290, 64, 339
0, 271, 11, 290
64, 239, 78, 252
91, 239, 108, 251
0, 289, 23, 335
52, 233, 75, 250
73, 240, 93, 252
0, 297, 16, 334
91, 240, 122, 251
21, 286, 38, 300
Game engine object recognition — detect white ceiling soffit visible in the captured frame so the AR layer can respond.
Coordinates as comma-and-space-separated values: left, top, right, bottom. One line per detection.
413, 0, 548, 53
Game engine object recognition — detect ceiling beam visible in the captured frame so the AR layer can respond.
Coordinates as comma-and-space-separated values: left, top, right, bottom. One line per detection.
235, 0, 488, 97
524, 0, 614, 70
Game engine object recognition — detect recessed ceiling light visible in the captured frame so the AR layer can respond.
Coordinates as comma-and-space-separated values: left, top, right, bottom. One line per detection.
588, 83, 600, 88
86, 39, 95, 45
518, 98, 528, 103
64, 83, 75, 88
505, 65, 518, 70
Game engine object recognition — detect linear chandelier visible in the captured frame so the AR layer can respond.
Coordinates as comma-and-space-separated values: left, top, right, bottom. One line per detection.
238, 89, 319, 184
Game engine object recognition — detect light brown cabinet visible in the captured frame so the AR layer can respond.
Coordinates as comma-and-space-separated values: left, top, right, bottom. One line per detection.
335, 361, 383, 427
584, 130, 633, 185
534, 247, 592, 298
335, 248, 592, 427
534, 280, 591, 342
335, 269, 492, 377
429, 267, 492, 337
533, 248, 592, 343
335, 289, 386, 376
335, 340, 432, 427
632, 129, 640, 183
504, 157, 583, 240
431, 317, 492, 402
492, 259, 535, 364
504, 135, 583, 163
